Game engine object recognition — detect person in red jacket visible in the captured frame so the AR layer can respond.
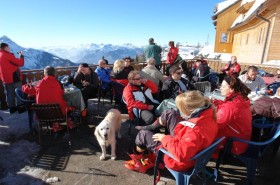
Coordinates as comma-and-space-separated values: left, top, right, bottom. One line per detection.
166, 41, 179, 76
152, 91, 218, 172
123, 70, 159, 125
0, 43, 25, 113
213, 75, 252, 155
22, 66, 67, 115
221, 56, 241, 78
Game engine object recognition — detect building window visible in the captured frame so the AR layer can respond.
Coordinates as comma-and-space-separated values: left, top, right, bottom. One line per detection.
220, 32, 229, 43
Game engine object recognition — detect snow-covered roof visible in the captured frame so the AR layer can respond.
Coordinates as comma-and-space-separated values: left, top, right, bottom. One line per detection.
214, 0, 240, 15
263, 60, 280, 66
231, 0, 266, 28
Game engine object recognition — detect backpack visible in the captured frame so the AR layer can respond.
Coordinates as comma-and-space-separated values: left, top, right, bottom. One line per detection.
251, 97, 280, 119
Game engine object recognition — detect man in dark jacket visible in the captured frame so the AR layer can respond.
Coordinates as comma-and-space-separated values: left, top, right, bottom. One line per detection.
162, 65, 195, 100
73, 63, 99, 106
0, 43, 25, 113
144, 38, 162, 70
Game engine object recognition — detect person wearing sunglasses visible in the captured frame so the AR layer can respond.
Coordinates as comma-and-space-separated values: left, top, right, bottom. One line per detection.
161, 65, 195, 100
123, 70, 159, 125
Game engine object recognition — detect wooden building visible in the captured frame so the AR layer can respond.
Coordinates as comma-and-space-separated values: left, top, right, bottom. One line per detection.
212, 0, 280, 65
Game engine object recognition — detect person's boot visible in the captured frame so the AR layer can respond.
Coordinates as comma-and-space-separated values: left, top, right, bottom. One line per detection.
17, 105, 26, 114
1, 103, 8, 110
9, 107, 18, 114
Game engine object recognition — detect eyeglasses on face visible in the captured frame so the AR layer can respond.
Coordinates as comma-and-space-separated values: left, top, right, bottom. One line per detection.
133, 78, 141, 80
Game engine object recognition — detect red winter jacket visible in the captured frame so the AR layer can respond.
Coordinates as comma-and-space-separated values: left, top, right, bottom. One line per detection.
221, 62, 241, 77
22, 76, 67, 115
0, 50, 24, 83
123, 80, 158, 119
167, 47, 179, 65
161, 107, 218, 172
213, 92, 252, 155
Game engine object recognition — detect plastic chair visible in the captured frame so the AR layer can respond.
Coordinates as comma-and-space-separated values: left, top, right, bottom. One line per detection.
193, 81, 212, 94
267, 82, 280, 95
15, 88, 36, 131
31, 103, 71, 146
153, 137, 225, 185
214, 122, 280, 185
122, 96, 142, 135
197, 73, 220, 91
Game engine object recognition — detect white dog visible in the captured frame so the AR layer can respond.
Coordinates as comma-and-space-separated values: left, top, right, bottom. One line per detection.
94, 109, 129, 160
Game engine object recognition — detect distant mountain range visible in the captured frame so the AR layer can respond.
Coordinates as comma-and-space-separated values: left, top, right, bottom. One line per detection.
41, 43, 145, 64
0, 36, 145, 69
0, 36, 76, 70
1, 35, 227, 70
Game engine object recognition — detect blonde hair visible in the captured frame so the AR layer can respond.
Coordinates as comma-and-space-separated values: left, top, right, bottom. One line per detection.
175, 91, 216, 121
113, 59, 125, 74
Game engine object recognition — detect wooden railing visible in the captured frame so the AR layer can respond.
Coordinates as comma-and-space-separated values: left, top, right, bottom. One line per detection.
21, 60, 279, 83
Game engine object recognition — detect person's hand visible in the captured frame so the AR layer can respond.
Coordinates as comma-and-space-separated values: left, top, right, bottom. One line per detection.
140, 79, 147, 84
135, 126, 143, 130
152, 133, 166, 142
147, 105, 154, 110
77, 66, 83, 73
245, 73, 249, 81
82, 80, 90, 87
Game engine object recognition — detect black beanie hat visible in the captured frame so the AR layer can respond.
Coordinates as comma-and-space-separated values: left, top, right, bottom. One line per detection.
0, 43, 9, 49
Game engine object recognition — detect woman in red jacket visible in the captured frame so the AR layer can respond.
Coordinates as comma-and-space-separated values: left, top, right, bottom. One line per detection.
152, 91, 218, 172
213, 75, 252, 155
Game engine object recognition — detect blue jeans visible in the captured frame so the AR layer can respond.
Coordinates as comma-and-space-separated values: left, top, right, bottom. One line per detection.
4, 81, 23, 108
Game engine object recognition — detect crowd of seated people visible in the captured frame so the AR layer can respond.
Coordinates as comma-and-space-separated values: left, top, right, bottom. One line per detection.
14, 52, 279, 179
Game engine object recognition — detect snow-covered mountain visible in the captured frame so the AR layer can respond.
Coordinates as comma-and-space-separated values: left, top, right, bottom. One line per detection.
0, 36, 76, 70
42, 43, 145, 64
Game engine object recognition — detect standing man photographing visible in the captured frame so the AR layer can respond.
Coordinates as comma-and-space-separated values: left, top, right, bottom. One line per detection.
0, 43, 25, 114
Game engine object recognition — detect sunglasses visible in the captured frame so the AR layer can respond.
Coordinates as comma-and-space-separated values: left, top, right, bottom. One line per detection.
133, 78, 141, 80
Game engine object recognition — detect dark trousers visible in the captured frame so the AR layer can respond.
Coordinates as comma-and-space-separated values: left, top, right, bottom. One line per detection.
4, 81, 23, 109
81, 87, 98, 107
135, 114, 178, 153
0, 80, 8, 109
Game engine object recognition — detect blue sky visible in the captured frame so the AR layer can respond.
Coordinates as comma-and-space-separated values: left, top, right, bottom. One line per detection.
0, 0, 222, 48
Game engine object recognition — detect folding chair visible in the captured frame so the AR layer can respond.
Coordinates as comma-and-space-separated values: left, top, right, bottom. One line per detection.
153, 137, 225, 185
215, 122, 280, 185
15, 88, 36, 131
31, 103, 71, 146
